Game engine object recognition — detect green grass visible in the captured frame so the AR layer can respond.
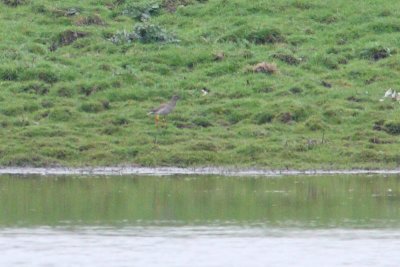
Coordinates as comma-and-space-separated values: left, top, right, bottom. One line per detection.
1, 0, 400, 168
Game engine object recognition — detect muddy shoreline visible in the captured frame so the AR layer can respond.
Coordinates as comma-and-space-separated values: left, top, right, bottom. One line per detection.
1, 167, 400, 176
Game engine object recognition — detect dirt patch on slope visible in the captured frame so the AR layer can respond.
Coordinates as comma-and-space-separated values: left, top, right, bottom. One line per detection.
49, 30, 89, 51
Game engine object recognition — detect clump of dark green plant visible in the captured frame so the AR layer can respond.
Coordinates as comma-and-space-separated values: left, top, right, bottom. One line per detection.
0, 67, 19, 81
79, 101, 105, 113
18, 82, 49, 95
384, 121, 400, 135
122, 2, 160, 21
192, 117, 212, 127
247, 28, 285, 44
289, 87, 303, 94
110, 23, 179, 44
2, 0, 26, 7
31, 4, 47, 13
253, 112, 274, 125
112, 116, 129, 125
133, 23, 179, 43
273, 53, 302, 65
360, 45, 392, 61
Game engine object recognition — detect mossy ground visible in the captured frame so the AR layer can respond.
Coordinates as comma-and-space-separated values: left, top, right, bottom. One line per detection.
1, 0, 400, 168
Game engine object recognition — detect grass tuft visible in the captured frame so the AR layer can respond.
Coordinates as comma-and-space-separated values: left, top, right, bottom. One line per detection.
79, 101, 105, 113
253, 112, 274, 125
48, 108, 75, 122
75, 14, 106, 26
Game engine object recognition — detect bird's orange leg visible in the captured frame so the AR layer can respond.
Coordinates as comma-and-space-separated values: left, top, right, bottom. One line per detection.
155, 114, 159, 127
163, 116, 167, 128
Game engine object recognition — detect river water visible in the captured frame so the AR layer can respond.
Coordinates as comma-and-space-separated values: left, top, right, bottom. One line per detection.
0, 174, 399, 266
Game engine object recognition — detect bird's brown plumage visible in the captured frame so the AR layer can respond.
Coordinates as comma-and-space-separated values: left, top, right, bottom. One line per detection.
148, 95, 180, 127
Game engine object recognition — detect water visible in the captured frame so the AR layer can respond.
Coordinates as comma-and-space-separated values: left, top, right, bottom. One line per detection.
1, 175, 400, 266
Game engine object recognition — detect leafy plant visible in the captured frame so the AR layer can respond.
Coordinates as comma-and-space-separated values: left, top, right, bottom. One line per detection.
109, 29, 137, 45
122, 2, 160, 21
110, 23, 179, 44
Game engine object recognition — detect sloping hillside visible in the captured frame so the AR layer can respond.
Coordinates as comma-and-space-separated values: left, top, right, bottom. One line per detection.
1, 0, 400, 168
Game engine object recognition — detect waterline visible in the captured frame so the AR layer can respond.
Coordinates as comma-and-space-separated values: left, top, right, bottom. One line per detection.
1, 166, 400, 176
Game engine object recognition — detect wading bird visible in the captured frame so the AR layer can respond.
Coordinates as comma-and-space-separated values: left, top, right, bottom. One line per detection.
147, 95, 180, 127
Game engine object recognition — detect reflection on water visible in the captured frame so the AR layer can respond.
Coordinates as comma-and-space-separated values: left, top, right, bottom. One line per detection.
0, 174, 399, 227
1, 175, 400, 266
1, 227, 400, 267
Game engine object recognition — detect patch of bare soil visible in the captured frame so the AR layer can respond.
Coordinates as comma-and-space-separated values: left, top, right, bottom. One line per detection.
49, 30, 89, 51
252, 62, 278, 74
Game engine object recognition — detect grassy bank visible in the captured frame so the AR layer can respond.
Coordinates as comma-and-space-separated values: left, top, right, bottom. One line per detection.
1, 0, 400, 168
